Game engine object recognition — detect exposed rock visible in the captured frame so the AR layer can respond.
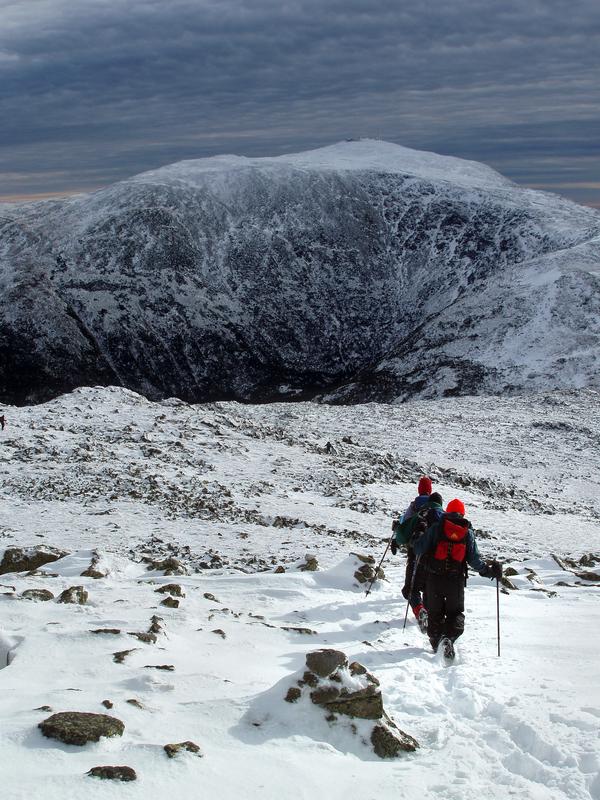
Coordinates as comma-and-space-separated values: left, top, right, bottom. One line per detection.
350, 552, 375, 565
155, 583, 185, 597
211, 629, 226, 638
144, 664, 174, 671
285, 687, 302, 703
101, 700, 113, 709
299, 554, 319, 572
575, 570, 600, 582
371, 721, 419, 757
203, 592, 219, 602
504, 566, 519, 577
90, 628, 121, 635
80, 567, 106, 579
281, 626, 316, 635
39, 712, 124, 746
349, 661, 367, 676
164, 740, 202, 758
21, 588, 54, 601
113, 649, 136, 664
149, 615, 164, 634
0, 546, 67, 575
274, 566, 286, 574
128, 631, 157, 644
34, 705, 52, 712
144, 557, 185, 575
160, 596, 180, 608
500, 576, 518, 590
126, 698, 144, 709
87, 766, 136, 782
57, 586, 88, 604
306, 649, 348, 678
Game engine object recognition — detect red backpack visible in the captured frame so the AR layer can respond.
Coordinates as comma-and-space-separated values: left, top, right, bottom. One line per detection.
433, 516, 468, 565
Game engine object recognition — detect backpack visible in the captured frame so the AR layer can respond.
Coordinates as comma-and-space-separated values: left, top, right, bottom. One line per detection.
392, 512, 426, 545
431, 514, 469, 572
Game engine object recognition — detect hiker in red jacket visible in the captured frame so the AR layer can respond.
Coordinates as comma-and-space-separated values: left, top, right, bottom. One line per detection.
413, 498, 501, 659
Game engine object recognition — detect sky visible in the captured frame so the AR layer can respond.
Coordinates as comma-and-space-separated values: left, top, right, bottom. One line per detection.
1, 0, 599, 207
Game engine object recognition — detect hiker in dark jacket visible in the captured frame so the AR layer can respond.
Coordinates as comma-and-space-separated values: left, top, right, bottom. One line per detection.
413, 498, 502, 659
404, 491, 444, 631
392, 477, 443, 632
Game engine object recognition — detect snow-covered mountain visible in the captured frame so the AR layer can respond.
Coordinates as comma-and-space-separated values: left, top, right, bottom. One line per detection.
1, 139, 599, 405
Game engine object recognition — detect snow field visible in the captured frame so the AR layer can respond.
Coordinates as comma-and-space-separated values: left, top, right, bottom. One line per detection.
0, 386, 598, 799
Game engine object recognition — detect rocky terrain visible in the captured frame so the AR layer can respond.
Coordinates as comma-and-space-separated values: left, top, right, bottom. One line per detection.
0, 386, 599, 798
1, 139, 599, 406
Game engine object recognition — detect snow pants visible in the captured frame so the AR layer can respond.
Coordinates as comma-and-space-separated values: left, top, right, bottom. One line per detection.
402, 550, 426, 612
425, 571, 465, 650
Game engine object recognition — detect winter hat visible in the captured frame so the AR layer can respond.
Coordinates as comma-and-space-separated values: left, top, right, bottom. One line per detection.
446, 498, 465, 516
418, 476, 432, 495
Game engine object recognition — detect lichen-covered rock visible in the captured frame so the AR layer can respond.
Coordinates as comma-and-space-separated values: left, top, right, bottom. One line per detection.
128, 631, 157, 644
285, 687, 302, 703
155, 583, 185, 597
57, 586, 88, 604
80, 567, 106, 579
145, 557, 185, 575
299, 554, 318, 572
0, 546, 67, 575
306, 649, 348, 678
164, 740, 202, 758
371, 722, 419, 757
87, 766, 136, 781
274, 565, 286, 574
39, 712, 124, 746
160, 596, 180, 608
21, 589, 54, 601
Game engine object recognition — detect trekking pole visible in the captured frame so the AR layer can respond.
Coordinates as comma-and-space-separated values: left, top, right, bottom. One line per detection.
402, 555, 420, 630
365, 538, 391, 596
496, 577, 501, 657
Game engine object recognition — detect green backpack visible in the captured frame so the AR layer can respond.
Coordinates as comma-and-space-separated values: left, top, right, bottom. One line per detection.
392, 512, 426, 545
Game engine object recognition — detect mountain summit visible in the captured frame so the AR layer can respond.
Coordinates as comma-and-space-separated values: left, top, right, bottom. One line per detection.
1, 139, 599, 405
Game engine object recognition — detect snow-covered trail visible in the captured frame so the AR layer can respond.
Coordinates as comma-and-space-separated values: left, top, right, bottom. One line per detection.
0, 386, 599, 799
0, 552, 598, 800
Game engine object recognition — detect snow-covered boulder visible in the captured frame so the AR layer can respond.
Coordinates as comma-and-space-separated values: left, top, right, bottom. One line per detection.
284, 649, 418, 758
0, 546, 68, 575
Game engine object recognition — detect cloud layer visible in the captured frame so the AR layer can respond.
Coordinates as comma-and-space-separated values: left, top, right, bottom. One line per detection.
1, 0, 599, 204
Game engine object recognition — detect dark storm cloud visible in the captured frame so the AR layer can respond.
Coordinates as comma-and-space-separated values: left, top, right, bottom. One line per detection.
0, 0, 599, 204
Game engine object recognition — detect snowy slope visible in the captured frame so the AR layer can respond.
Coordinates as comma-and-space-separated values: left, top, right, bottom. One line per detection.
0, 387, 599, 799
0, 140, 599, 405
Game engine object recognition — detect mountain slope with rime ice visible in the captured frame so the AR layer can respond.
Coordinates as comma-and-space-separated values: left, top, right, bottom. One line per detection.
0, 386, 599, 799
1, 139, 599, 405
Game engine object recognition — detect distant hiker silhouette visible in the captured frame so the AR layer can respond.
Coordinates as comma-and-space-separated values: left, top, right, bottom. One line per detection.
0, 414, 5, 431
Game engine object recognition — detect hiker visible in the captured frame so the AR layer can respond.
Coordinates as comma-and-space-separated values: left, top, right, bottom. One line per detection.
391, 477, 443, 631
412, 498, 502, 659
0, 414, 4, 431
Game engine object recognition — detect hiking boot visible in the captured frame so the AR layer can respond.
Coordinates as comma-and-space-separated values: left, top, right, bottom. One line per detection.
440, 637, 455, 661
417, 608, 428, 634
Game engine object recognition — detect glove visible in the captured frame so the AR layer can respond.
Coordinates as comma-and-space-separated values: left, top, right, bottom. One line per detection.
390, 537, 398, 556
480, 560, 502, 580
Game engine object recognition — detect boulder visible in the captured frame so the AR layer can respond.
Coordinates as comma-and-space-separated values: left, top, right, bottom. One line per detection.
371, 721, 419, 756
299, 554, 318, 572
87, 766, 136, 781
164, 740, 202, 758
80, 567, 106, 579
39, 712, 124, 746
284, 650, 419, 758
57, 586, 88, 604
144, 557, 185, 575
155, 583, 185, 597
21, 589, 54, 601
306, 649, 348, 678
160, 596, 179, 608
0, 546, 67, 575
